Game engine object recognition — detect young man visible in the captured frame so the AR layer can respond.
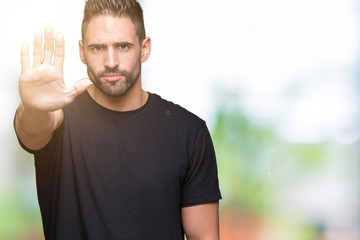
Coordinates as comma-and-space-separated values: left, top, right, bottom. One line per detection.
15, 0, 221, 239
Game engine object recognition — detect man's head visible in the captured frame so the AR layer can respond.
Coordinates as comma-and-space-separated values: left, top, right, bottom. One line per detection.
82, 0, 146, 44
79, 0, 151, 98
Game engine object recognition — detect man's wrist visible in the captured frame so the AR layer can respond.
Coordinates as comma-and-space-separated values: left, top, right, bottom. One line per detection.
17, 103, 55, 135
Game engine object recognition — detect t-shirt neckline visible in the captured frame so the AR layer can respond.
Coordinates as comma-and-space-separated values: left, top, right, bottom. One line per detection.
83, 90, 154, 115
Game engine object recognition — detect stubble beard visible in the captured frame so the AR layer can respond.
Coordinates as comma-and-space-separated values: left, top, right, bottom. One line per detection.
87, 61, 141, 97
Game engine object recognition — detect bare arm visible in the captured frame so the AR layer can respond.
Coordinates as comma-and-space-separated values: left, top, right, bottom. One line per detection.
15, 104, 63, 150
182, 201, 220, 240
15, 26, 92, 150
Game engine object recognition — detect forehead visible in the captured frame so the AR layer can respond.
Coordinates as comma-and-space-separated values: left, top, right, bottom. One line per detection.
84, 15, 138, 44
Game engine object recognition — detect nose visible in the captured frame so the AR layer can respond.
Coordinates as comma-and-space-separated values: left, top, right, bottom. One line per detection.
104, 47, 119, 69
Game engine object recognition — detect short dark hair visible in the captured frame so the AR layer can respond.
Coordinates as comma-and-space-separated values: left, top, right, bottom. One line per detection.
81, 0, 146, 43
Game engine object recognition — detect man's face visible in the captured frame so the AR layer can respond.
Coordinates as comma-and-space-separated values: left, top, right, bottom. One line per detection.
80, 15, 146, 97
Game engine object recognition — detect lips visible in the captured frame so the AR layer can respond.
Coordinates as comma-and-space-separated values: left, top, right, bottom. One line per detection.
102, 74, 123, 82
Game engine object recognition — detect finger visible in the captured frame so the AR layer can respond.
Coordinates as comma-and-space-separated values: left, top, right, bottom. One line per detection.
33, 31, 43, 67
65, 78, 93, 103
43, 26, 54, 64
20, 42, 30, 73
53, 32, 65, 69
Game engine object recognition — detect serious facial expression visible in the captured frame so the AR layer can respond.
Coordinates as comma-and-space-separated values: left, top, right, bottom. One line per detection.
80, 15, 142, 97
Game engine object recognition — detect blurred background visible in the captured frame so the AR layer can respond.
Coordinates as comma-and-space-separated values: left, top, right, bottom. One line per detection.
0, 0, 359, 239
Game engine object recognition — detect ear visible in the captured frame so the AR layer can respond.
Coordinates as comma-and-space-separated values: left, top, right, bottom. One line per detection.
140, 37, 151, 63
79, 40, 86, 64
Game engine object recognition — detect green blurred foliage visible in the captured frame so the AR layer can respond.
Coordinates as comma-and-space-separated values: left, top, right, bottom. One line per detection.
0, 192, 43, 240
212, 104, 333, 239
213, 106, 327, 212
212, 108, 275, 214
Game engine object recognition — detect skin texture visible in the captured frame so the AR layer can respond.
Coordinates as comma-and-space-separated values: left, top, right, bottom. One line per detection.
81, 16, 141, 97
182, 201, 220, 240
15, 15, 219, 240
79, 15, 151, 111
16, 27, 92, 150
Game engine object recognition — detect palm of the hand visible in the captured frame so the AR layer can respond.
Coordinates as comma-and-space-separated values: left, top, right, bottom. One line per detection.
20, 63, 68, 112
19, 27, 92, 112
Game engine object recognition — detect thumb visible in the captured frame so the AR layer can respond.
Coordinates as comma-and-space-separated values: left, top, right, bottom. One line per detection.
65, 78, 93, 102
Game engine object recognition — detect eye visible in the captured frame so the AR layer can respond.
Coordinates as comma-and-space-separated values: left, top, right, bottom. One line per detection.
93, 45, 104, 52
116, 42, 133, 51
89, 44, 105, 53
118, 43, 129, 50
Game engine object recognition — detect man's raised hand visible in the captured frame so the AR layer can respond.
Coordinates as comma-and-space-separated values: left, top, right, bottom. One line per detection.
19, 26, 92, 112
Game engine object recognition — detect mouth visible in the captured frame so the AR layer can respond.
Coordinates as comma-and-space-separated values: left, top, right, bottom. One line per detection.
102, 74, 123, 82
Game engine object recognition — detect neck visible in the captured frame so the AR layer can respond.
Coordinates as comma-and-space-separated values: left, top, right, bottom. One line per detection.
87, 80, 148, 112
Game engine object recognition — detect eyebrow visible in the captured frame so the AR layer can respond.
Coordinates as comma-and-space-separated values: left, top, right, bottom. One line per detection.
115, 41, 134, 47
87, 43, 107, 49
87, 41, 134, 49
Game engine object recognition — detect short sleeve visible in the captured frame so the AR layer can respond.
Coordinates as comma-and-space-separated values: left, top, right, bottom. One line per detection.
180, 123, 222, 207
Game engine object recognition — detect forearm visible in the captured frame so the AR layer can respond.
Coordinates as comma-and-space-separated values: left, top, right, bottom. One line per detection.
185, 235, 219, 240
182, 202, 220, 240
185, 229, 219, 240
15, 103, 63, 150
16, 103, 55, 135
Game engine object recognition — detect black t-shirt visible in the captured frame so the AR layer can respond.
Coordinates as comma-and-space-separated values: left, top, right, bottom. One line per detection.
18, 92, 221, 240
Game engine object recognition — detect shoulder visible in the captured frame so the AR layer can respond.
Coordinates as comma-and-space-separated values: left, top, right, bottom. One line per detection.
149, 93, 206, 129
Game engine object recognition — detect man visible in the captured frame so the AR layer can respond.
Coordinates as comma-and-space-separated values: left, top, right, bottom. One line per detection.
15, 0, 221, 239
